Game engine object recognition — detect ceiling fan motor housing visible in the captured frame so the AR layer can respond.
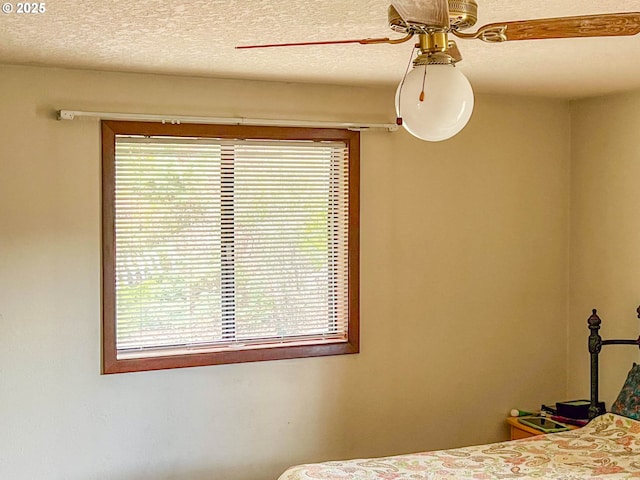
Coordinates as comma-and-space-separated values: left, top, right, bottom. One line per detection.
389, 0, 478, 33
448, 0, 478, 30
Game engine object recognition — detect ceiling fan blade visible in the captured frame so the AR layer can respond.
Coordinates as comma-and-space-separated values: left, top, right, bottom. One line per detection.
236, 34, 413, 50
499, 13, 640, 41
455, 12, 640, 43
391, 0, 450, 29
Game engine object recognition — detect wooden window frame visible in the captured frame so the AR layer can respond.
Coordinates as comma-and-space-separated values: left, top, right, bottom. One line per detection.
101, 121, 360, 374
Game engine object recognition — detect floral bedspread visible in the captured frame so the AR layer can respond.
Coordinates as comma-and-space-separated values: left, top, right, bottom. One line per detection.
279, 414, 640, 479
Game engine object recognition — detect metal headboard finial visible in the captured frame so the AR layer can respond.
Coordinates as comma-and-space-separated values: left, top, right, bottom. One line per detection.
588, 309, 603, 419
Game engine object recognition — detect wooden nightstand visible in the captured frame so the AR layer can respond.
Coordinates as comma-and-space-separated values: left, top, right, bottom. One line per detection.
506, 417, 544, 440
506, 417, 578, 440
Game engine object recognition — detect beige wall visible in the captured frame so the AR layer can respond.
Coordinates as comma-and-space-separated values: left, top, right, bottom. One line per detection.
568, 91, 640, 404
0, 65, 571, 480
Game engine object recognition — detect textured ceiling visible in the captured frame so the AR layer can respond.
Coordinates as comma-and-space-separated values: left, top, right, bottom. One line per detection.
1, 0, 640, 98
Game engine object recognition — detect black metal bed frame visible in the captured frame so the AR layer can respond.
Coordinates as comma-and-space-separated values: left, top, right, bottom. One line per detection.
587, 307, 640, 419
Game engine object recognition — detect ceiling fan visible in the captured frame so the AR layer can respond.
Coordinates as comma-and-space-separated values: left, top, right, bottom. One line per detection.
237, 1, 640, 142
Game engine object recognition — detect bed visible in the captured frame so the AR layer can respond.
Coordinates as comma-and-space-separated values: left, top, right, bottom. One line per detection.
279, 308, 640, 480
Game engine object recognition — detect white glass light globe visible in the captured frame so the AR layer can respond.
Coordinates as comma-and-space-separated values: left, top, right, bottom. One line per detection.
395, 64, 474, 142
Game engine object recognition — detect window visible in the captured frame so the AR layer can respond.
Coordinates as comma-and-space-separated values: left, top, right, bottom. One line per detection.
102, 122, 359, 373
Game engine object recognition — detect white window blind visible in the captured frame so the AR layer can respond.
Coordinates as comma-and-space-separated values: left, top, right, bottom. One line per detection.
113, 135, 350, 359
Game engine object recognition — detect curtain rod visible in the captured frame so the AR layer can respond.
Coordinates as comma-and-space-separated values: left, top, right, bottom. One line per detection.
57, 110, 399, 132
